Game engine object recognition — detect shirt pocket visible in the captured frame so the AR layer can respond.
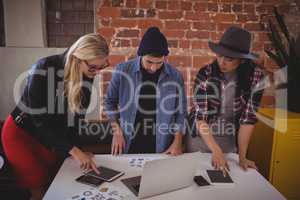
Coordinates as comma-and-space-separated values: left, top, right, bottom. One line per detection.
159, 84, 177, 116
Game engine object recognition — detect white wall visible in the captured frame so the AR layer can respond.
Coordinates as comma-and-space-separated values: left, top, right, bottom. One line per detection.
0, 47, 63, 120
0, 47, 101, 121
0, 0, 101, 121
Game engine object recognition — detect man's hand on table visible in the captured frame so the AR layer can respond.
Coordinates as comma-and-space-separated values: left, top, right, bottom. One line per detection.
111, 121, 126, 155
164, 133, 183, 156
164, 142, 183, 156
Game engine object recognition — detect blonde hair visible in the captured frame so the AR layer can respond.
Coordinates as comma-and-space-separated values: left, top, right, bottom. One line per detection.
64, 33, 109, 113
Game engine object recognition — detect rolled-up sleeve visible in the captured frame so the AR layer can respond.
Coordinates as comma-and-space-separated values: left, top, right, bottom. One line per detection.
173, 73, 187, 134
193, 68, 209, 122
239, 68, 265, 125
104, 65, 122, 121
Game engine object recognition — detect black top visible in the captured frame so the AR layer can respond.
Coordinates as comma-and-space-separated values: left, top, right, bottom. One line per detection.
11, 52, 93, 158
128, 66, 163, 153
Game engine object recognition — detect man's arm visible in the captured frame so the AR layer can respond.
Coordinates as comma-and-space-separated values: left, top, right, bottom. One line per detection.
164, 132, 183, 156
173, 73, 187, 135
164, 72, 187, 156
103, 65, 127, 155
104, 65, 121, 121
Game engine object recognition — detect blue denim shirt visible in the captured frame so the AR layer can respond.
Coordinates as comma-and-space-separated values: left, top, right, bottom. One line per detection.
104, 57, 187, 153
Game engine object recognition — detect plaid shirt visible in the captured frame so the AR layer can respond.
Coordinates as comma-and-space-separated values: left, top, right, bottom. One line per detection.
193, 61, 265, 126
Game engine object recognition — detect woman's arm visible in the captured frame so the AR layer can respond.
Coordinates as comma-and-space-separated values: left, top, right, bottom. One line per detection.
196, 120, 221, 152
237, 124, 257, 170
238, 124, 254, 160
197, 120, 229, 175
237, 67, 264, 170
26, 64, 73, 158
26, 63, 100, 173
69, 146, 100, 174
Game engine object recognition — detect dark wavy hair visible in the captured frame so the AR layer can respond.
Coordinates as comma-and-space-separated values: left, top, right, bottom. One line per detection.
211, 59, 256, 96
236, 59, 256, 95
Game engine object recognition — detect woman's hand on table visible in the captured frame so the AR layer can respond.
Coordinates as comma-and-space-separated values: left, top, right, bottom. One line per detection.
69, 146, 100, 174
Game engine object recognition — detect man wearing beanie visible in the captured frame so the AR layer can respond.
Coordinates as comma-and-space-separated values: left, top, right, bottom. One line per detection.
105, 27, 187, 155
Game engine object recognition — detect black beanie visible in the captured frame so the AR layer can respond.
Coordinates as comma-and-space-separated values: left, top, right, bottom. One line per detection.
137, 27, 169, 56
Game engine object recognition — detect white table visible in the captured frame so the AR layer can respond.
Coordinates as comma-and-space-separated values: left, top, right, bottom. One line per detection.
43, 153, 286, 200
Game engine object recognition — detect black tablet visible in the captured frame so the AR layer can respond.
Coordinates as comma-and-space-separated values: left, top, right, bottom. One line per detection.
206, 170, 234, 185
75, 175, 105, 187
85, 166, 125, 182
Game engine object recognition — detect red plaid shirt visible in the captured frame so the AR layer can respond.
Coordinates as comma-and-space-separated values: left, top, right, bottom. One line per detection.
193, 61, 265, 125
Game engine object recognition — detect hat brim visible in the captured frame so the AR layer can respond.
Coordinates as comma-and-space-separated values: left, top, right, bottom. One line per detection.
208, 41, 259, 60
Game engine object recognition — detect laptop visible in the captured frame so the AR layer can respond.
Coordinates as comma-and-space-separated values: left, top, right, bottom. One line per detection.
121, 152, 199, 199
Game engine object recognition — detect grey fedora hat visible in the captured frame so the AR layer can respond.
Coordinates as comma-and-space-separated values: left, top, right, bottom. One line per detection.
208, 26, 259, 60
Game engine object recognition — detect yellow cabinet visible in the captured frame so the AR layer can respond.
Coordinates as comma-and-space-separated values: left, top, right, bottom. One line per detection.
248, 108, 300, 200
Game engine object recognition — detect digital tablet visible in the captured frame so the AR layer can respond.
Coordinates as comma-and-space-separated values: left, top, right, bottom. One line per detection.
75, 175, 105, 187
85, 166, 124, 182
206, 170, 234, 185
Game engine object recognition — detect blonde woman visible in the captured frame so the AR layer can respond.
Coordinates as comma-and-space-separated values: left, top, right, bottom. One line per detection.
1, 33, 109, 199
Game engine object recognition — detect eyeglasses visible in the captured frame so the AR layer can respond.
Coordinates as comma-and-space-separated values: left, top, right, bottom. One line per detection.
83, 60, 110, 71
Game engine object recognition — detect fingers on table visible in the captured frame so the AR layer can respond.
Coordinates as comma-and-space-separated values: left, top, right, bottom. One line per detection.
212, 160, 217, 169
249, 161, 258, 170
225, 162, 230, 171
111, 141, 124, 155
241, 163, 248, 171
81, 161, 89, 170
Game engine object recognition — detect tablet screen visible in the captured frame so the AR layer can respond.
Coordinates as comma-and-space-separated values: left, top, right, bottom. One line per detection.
206, 170, 234, 184
86, 166, 123, 181
76, 175, 104, 186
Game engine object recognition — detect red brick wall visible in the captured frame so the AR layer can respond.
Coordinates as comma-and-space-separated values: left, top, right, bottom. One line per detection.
95, 0, 300, 120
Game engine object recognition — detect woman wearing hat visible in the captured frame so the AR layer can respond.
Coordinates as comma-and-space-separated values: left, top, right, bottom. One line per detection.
1, 33, 109, 199
187, 26, 264, 175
